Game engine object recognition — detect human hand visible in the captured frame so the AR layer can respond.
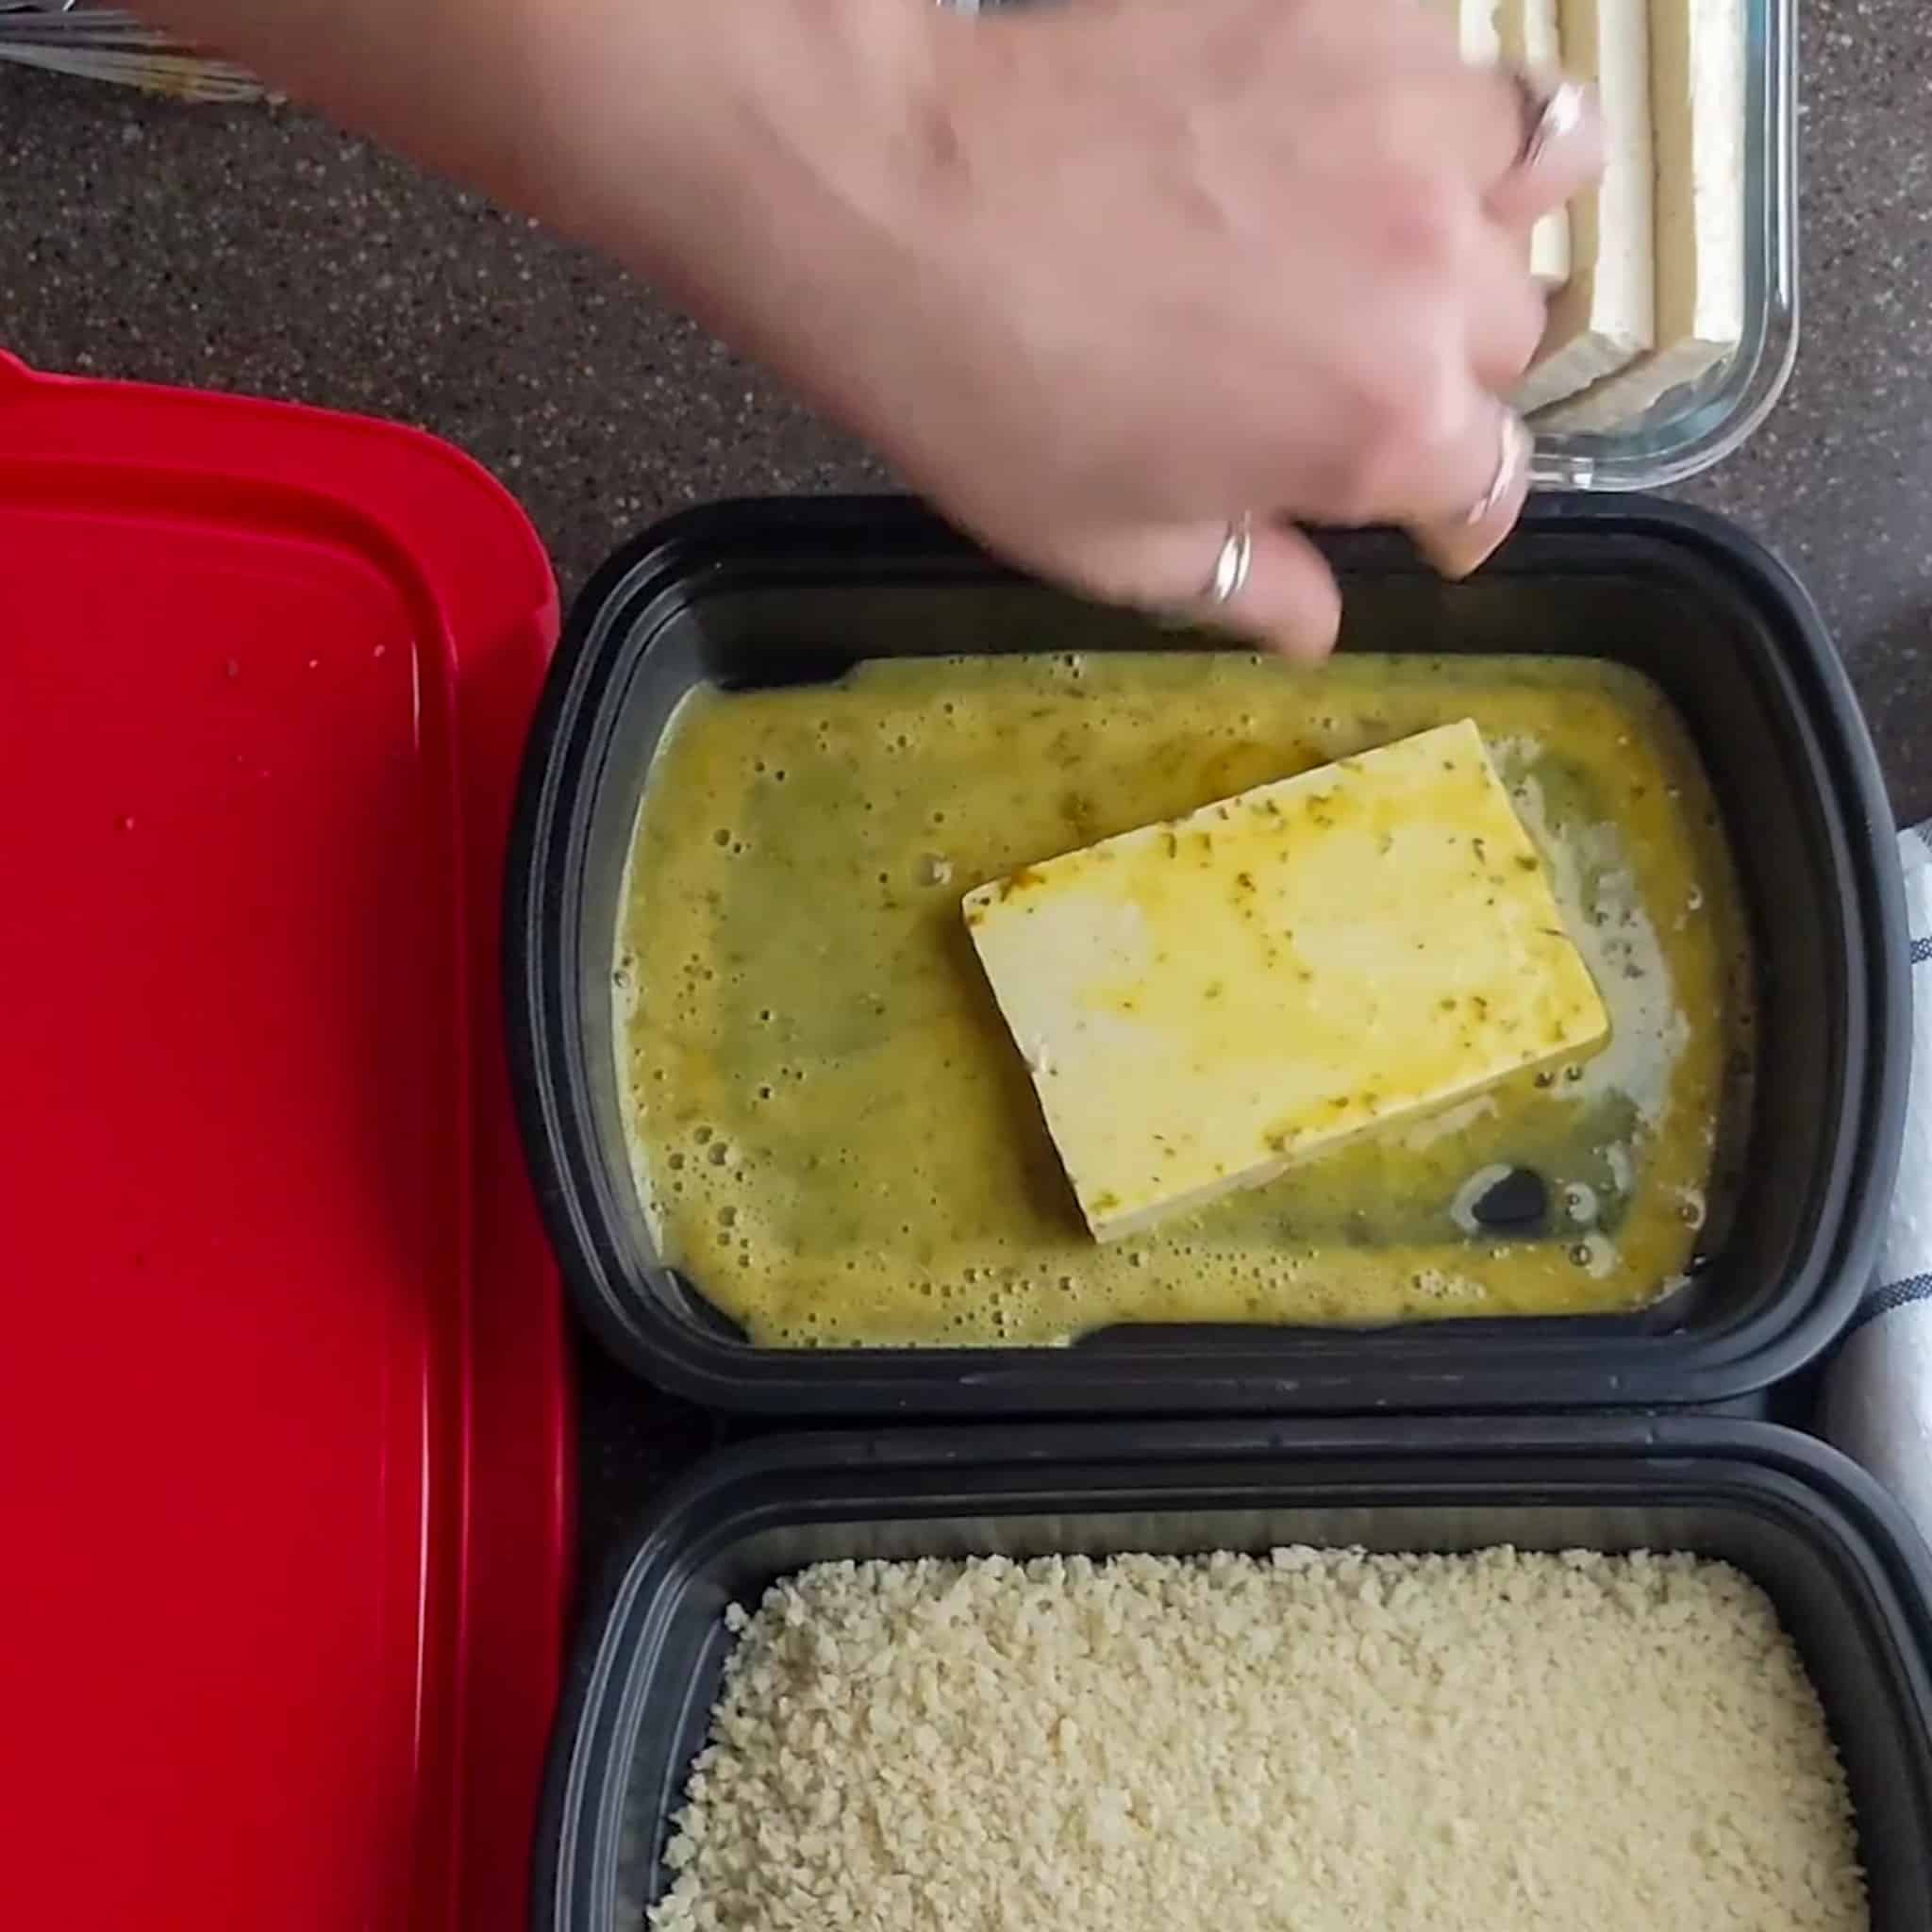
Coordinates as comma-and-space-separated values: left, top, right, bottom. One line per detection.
146, 0, 1598, 659
635, 0, 1601, 658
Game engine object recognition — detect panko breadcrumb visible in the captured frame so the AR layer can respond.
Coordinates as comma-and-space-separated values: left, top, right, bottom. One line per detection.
650, 1547, 1866, 1932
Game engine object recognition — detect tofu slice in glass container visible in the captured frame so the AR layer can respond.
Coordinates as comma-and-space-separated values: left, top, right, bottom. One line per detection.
1538, 0, 1746, 429
1516, 0, 1656, 412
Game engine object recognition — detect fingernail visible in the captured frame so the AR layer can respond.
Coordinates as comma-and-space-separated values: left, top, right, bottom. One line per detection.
1515, 73, 1595, 172
1533, 80, 1589, 159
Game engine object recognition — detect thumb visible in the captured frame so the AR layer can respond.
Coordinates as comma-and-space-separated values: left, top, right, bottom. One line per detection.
1052, 517, 1343, 663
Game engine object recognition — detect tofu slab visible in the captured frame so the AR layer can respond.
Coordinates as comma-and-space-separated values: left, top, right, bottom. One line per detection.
963, 723, 1610, 1242
1499, 0, 1574, 289
1517, 0, 1656, 413
1538, 0, 1746, 430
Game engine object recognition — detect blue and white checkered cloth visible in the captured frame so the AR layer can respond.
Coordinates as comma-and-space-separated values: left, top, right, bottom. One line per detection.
1821, 823, 1932, 1536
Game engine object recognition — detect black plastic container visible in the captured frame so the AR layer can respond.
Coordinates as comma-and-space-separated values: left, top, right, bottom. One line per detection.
534, 1418, 1932, 1932
506, 496, 1907, 1416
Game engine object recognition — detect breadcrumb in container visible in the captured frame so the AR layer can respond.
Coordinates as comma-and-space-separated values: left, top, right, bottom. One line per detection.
650, 1548, 1866, 1932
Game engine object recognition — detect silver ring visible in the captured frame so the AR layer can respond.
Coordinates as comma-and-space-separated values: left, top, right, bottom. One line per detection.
1205, 515, 1254, 606
1514, 75, 1587, 174
1465, 413, 1528, 527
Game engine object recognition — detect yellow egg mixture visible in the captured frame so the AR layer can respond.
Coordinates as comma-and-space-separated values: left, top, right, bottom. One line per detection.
613, 653, 1754, 1346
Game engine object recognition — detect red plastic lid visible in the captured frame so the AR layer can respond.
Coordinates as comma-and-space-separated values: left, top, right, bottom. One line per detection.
0, 356, 573, 1932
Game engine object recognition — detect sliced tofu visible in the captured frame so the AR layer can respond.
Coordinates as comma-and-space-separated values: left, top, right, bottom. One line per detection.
1457, 0, 1505, 64
1498, 0, 1574, 289
1537, 0, 1746, 430
1516, 0, 1655, 413
962, 723, 1610, 1242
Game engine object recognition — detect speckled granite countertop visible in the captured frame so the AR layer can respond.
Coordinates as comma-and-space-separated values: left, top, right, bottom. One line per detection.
3, 13, 1928, 1571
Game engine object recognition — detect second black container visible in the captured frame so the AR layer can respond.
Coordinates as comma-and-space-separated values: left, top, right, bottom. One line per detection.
507, 495, 1907, 1416
534, 1419, 1932, 1932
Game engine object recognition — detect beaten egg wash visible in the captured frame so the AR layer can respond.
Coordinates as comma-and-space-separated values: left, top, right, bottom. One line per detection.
613, 653, 1754, 1346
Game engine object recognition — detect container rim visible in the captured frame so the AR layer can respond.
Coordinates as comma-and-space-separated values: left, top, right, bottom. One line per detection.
571, 1412, 1932, 1602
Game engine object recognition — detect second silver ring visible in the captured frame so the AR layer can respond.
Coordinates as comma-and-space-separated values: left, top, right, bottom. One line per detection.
1206, 514, 1255, 607
1513, 74, 1588, 174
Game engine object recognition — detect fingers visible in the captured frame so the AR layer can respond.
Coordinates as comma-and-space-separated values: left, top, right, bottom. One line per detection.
1440, 59, 1552, 188
1383, 98, 1574, 561
935, 25, 1603, 639
1219, 523, 1344, 661
1486, 77, 1605, 231
1345, 367, 1531, 531
1056, 519, 1343, 664
1467, 221, 1552, 392
1415, 76, 1593, 583
1334, 330, 1533, 580
1409, 411, 1533, 580
1419, 78, 1594, 581
1375, 0, 1602, 216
